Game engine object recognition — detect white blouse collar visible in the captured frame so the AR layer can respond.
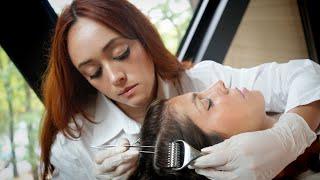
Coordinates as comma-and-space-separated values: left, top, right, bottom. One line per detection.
90, 93, 140, 146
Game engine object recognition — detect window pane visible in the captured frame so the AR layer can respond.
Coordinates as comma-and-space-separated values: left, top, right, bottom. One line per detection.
130, 0, 199, 53
48, 0, 200, 54
0, 47, 43, 179
48, 0, 72, 15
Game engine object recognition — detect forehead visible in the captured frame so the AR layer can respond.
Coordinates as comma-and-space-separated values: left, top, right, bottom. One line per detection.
169, 93, 189, 105
68, 17, 118, 43
67, 17, 119, 61
69, 17, 118, 38
168, 93, 191, 114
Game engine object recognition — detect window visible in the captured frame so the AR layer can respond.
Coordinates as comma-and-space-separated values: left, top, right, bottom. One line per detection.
130, 0, 198, 54
0, 47, 43, 179
48, 0, 200, 54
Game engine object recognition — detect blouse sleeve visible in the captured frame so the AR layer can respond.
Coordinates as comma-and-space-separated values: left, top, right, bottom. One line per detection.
50, 134, 90, 180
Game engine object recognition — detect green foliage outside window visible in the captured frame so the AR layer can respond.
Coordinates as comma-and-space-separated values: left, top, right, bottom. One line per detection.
0, 47, 43, 179
131, 0, 194, 54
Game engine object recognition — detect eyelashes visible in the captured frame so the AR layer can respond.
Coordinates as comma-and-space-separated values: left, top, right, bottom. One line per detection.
89, 67, 102, 80
206, 98, 213, 110
113, 46, 130, 60
88, 46, 131, 80
199, 97, 213, 111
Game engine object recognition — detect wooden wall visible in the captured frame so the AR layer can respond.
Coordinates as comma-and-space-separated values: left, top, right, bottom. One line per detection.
223, 0, 308, 68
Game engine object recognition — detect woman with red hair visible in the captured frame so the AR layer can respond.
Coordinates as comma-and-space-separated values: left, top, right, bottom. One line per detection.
40, 0, 320, 179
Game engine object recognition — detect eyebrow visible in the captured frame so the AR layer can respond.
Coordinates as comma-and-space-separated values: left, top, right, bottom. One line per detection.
77, 36, 122, 69
192, 93, 203, 112
191, 93, 197, 107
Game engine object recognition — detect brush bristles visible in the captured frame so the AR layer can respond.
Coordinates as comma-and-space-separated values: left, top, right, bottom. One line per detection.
167, 142, 182, 168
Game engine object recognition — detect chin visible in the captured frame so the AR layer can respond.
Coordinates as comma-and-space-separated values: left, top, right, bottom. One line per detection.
127, 95, 151, 108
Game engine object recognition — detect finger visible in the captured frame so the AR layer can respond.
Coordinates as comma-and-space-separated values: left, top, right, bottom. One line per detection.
112, 152, 138, 176
97, 150, 138, 173
117, 138, 130, 146
112, 162, 134, 177
191, 162, 234, 171
195, 169, 236, 180
215, 165, 234, 171
193, 151, 228, 168
201, 141, 228, 153
95, 138, 131, 164
95, 173, 113, 180
113, 166, 136, 180
95, 146, 127, 164
97, 150, 139, 173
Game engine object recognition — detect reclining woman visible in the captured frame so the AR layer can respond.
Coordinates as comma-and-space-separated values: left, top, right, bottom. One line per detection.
131, 81, 319, 180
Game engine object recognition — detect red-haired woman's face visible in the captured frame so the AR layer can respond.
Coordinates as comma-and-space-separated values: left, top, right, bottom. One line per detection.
169, 81, 267, 138
67, 18, 155, 108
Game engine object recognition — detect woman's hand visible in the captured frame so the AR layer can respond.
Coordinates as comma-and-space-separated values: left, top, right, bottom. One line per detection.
94, 138, 139, 180
191, 113, 317, 180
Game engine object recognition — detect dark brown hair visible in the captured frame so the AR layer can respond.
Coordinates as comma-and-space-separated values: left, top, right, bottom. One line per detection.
131, 99, 223, 179
40, 0, 187, 178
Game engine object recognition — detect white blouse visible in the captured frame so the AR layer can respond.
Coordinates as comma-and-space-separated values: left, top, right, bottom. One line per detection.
50, 59, 320, 179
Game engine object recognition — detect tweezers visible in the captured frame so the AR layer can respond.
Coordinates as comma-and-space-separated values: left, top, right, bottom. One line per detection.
90, 139, 155, 154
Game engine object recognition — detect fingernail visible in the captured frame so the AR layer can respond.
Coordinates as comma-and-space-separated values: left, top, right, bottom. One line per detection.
118, 138, 130, 145
188, 165, 195, 169
119, 146, 127, 151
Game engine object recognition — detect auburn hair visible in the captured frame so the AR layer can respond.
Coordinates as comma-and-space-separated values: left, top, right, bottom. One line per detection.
40, 0, 187, 178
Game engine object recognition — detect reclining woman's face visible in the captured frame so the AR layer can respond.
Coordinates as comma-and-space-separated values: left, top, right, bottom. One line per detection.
168, 80, 267, 138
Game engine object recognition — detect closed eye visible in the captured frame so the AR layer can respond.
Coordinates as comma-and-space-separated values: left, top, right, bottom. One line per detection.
89, 67, 102, 79
113, 46, 130, 60
193, 93, 213, 111
207, 98, 213, 110
200, 98, 213, 111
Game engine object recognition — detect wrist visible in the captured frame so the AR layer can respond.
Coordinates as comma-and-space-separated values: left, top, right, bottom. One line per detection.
274, 113, 317, 155
263, 115, 277, 129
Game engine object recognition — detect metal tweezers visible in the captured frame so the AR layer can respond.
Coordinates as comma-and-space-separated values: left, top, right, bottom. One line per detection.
90, 138, 155, 154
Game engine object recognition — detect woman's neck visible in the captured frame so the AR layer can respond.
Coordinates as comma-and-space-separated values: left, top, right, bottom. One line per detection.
116, 74, 159, 123
117, 103, 147, 123
263, 114, 277, 129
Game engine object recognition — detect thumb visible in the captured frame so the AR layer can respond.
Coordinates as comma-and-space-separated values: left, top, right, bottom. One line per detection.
193, 150, 228, 168
195, 168, 235, 180
201, 140, 228, 153
117, 138, 130, 146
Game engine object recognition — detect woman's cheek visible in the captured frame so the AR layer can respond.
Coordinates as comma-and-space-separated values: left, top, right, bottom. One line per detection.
206, 116, 233, 137
194, 115, 219, 135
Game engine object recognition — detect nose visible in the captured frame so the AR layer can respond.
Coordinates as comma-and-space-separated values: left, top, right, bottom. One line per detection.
105, 65, 127, 86
199, 80, 229, 98
216, 80, 229, 94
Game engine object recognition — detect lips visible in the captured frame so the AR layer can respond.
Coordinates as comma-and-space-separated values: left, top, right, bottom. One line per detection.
118, 84, 138, 96
235, 88, 245, 98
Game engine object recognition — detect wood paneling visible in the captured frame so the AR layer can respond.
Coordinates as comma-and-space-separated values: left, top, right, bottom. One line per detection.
223, 0, 308, 68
